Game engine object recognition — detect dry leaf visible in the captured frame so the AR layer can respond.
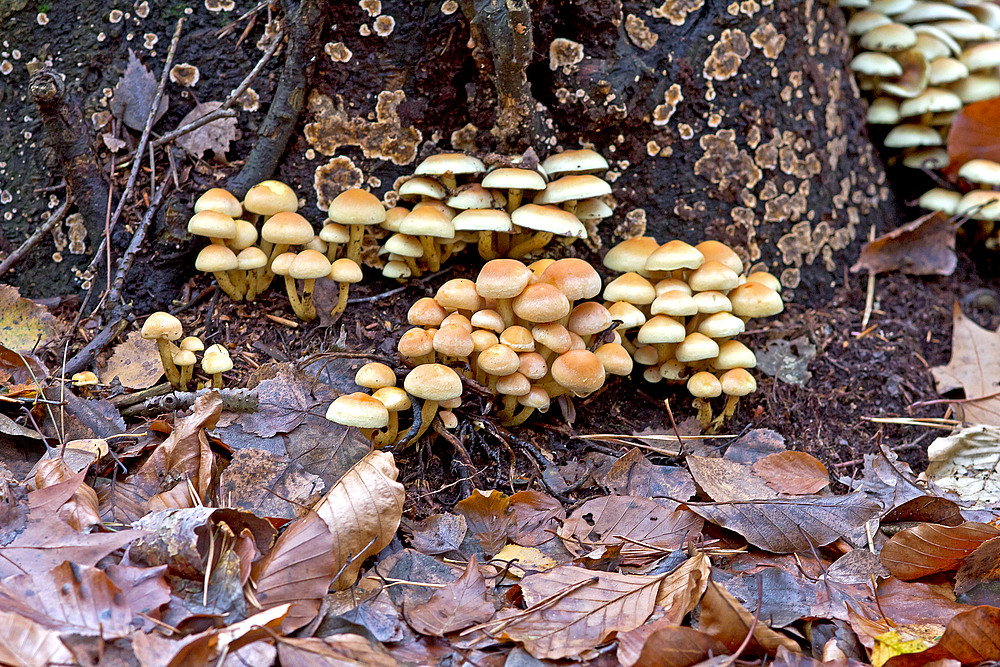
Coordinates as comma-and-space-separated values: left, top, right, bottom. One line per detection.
631, 626, 730, 667
276, 633, 401, 667
0, 285, 58, 354
947, 97, 1000, 172
409, 513, 468, 555
752, 451, 830, 495
0, 610, 75, 667
883, 605, 1000, 667
698, 579, 800, 656
686, 455, 777, 501
686, 491, 881, 553
455, 489, 515, 557
560, 496, 703, 565
236, 366, 336, 438
33, 461, 101, 531
879, 522, 1000, 580
955, 536, 1000, 595
931, 303, 1000, 426
219, 448, 325, 521
405, 556, 494, 636
605, 448, 696, 502
495, 565, 663, 659
851, 213, 957, 276
508, 490, 564, 547
176, 101, 239, 159
110, 49, 169, 131
924, 425, 1000, 505
103, 329, 164, 389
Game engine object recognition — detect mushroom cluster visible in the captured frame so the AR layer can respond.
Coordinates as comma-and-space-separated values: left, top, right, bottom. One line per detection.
140, 312, 232, 390
189, 182, 374, 321
602, 237, 784, 427
918, 158, 1000, 245
843, 0, 1000, 168
376, 150, 613, 280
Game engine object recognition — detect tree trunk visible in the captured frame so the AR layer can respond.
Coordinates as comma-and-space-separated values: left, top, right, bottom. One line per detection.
304, 0, 897, 303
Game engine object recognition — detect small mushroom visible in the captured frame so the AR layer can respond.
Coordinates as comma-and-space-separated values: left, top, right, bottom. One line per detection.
141, 312, 184, 387
287, 250, 332, 321
202, 344, 233, 389
402, 364, 463, 443
330, 258, 364, 322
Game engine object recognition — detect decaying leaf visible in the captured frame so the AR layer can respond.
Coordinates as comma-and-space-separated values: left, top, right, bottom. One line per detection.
455, 489, 515, 557
698, 579, 800, 656
955, 536, 1000, 595
851, 213, 957, 277
686, 455, 777, 501
0, 610, 75, 667
560, 496, 703, 565
409, 513, 468, 555
605, 448, 696, 503
686, 491, 881, 553
509, 490, 564, 547
882, 605, 1000, 667
235, 365, 336, 438
924, 425, 1000, 506
219, 448, 325, 521
947, 96, 1000, 171
879, 522, 1000, 580
102, 329, 163, 390
405, 556, 494, 636
751, 451, 830, 495
110, 49, 169, 131
276, 633, 401, 667
931, 303, 1000, 427
0, 285, 58, 354
630, 626, 730, 667
176, 101, 239, 159
494, 565, 664, 659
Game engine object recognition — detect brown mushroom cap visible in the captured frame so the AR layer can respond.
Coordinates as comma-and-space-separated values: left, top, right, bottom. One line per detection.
715, 340, 757, 369
531, 323, 573, 354
320, 223, 351, 244
327, 189, 387, 227
675, 332, 721, 362
270, 252, 297, 276
645, 240, 705, 272
567, 301, 613, 336
720, 368, 757, 396
196, 244, 239, 273
687, 260, 741, 292
518, 352, 549, 380
399, 206, 455, 239
541, 258, 602, 301
551, 349, 606, 396
604, 272, 657, 305
195, 188, 242, 218
236, 247, 268, 270
497, 372, 531, 396
414, 153, 486, 178
512, 283, 571, 322
408, 297, 448, 327
188, 210, 238, 240
373, 386, 411, 412
142, 312, 183, 341
436, 278, 484, 312
728, 282, 784, 318
330, 258, 364, 283
697, 312, 746, 338
695, 240, 743, 275
398, 328, 434, 358
477, 344, 521, 376
637, 315, 687, 344
476, 259, 533, 300
290, 249, 333, 280
434, 324, 475, 358
245, 180, 298, 216
326, 392, 390, 428
355, 362, 397, 390
510, 204, 587, 238
403, 363, 463, 401
603, 237, 661, 274
261, 212, 315, 246
687, 371, 723, 398
471, 309, 506, 333
594, 342, 634, 376
398, 177, 447, 201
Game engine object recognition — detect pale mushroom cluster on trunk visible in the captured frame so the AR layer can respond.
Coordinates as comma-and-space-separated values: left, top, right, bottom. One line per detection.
375, 150, 613, 281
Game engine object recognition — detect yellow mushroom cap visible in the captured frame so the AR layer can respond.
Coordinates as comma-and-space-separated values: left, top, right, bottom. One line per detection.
244, 180, 298, 216
188, 210, 238, 239
141, 312, 183, 341
290, 249, 332, 280
356, 362, 397, 390
326, 392, 390, 428
327, 189, 387, 226
261, 212, 315, 246
551, 349, 606, 396
403, 363, 463, 401
195, 188, 243, 218
331, 258, 363, 283
372, 386, 411, 412
687, 371, 723, 398
720, 368, 757, 396
202, 344, 233, 374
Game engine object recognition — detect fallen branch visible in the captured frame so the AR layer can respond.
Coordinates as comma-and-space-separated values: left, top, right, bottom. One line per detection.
0, 197, 71, 279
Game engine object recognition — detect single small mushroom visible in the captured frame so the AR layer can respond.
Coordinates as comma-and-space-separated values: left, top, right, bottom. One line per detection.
327, 189, 387, 264
287, 249, 332, 321
398, 206, 454, 271
319, 222, 350, 261
330, 258, 364, 322
413, 152, 486, 191
141, 312, 184, 387
173, 349, 197, 390
194, 188, 243, 218
372, 386, 411, 446
196, 244, 243, 301
326, 392, 390, 442
402, 363, 463, 442
188, 210, 238, 247
244, 180, 298, 220
508, 204, 586, 258
481, 167, 547, 213
687, 371, 723, 428
202, 344, 233, 389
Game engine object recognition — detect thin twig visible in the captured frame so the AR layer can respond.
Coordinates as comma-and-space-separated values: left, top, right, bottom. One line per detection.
0, 197, 71, 279
151, 33, 282, 149
861, 223, 876, 330
106, 164, 175, 306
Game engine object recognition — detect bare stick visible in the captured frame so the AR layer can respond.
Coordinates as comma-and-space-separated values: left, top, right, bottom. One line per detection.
0, 197, 71, 279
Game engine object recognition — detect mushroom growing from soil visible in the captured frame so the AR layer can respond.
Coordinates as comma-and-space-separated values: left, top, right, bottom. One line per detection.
287, 249, 332, 321
202, 344, 233, 389
327, 189, 386, 264
141, 312, 184, 387
403, 363, 463, 443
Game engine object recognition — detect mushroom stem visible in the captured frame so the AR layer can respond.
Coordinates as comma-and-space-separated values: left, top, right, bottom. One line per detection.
325, 243, 341, 262
299, 279, 318, 322
501, 395, 519, 422
403, 256, 422, 277
409, 399, 440, 443
178, 364, 193, 391
375, 412, 399, 448
359, 427, 377, 442
419, 236, 441, 272
504, 404, 536, 427
693, 397, 713, 430
509, 231, 553, 258
561, 199, 579, 216
213, 271, 244, 301
477, 231, 497, 260
496, 298, 515, 328
712, 396, 741, 430
506, 188, 523, 213
228, 269, 248, 299
346, 224, 365, 264
283, 275, 308, 320
330, 282, 351, 322
212, 372, 225, 389
155, 339, 181, 387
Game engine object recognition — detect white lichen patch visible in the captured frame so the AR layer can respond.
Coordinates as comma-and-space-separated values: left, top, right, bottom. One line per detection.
373, 15, 395, 37
36, 12, 49, 25
450, 123, 478, 152
549, 38, 584, 73
360, 0, 381, 16
625, 14, 658, 50
304, 90, 423, 166
651, 0, 705, 26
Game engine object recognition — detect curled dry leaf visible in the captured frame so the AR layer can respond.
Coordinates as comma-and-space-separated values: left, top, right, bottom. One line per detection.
698, 579, 800, 656
882, 605, 1000, 667
176, 101, 240, 160
930, 304, 1000, 428
110, 49, 169, 131
0, 609, 75, 667
508, 490, 564, 547
276, 633, 401, 667
455, 489, 515, 557
632, 626, 730, 667
956, 536, 1000, 595
882, 496, 964, 528
102, 330, 163, 390
879, 522, 1000, 580
751, 451, 830, 495
405, 556, 494, 636
33, 461, 101, 531
559, 495, 703, 566
493, 565, 664, 660
947, 97, 1000, 172
851, 213, 957, 277
686, 491, 881, 553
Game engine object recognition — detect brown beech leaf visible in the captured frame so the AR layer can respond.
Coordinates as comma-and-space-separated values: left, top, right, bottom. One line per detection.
851, 212, 957, 276
956, 536, 1000, 595
882, 496, 964, 527
110, 49, 169, 131
105, 563, 171, 615
947, 96, 1000, 171
605, 447, 696, 502
751, 451, 830, 495
33, 460, 101, 531
559, 496, 703, 565
686, 491, 881, 553
0, 285, 59, 354
931, 303, 1000, 426
698, 579, 800, 656
254, 450, 403, 629
883, 605, 1000, 667
771, 645, 868, 667
235, 365, 336, 438
686, 455, 777, 501
405, 556, 494, 636
219, 448, 325, 522
632, 626, 730, 667
276, 633, 401, 667
879, 522, 1000, 580
509, 490, 565, 547
494, 565, 663, 660
0, 562, 132, 637
873, 577, 975, 627
102, 329, 163, 389
175, 101, 239, 159
455, 489, 515, 557
0, 609, 75, 667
